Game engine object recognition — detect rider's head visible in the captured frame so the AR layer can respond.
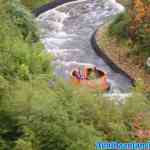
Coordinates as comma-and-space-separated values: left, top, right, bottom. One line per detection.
72, 70, 77, 76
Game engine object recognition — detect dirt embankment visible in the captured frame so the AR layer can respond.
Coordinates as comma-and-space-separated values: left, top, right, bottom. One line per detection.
96, 25, 150, 91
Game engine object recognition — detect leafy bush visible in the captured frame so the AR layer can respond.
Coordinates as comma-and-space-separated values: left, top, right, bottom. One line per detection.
0, 79, 150, 149
21, 0, 51, 10
109, 0, 150, 56
0, 30, 52, 80
109, 12, 131, 39
0, 0, 150, 149
0, 81, 100, 150
136, 22, 150, 56
7, 0, 38, 42
0, 0, 52, 81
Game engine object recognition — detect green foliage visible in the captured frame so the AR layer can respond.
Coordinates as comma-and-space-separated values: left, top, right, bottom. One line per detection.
0, 80, 100, 150
14, 139, 33, 150
136, 22, 150, 55
21, 0, 51, 10
0, 0, 150, 149
109, 1, 150, 56
0, 79, 150, 149
109, 12, 131, 39
144, 0, 150, 4
0, 76, 10, 99
0, 34, 52, 80
0, 0, 52, 81
7, 0, 38, 41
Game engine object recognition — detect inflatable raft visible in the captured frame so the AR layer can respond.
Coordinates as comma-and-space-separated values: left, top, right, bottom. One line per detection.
70, 66, 110, 91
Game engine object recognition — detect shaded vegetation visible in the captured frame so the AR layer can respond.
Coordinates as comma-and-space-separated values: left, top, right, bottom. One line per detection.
109, 0, 150, 56
109, 12, 131, 39
0, 0, 150, 149
0, 0, 52, 81
21, 0, 51, 10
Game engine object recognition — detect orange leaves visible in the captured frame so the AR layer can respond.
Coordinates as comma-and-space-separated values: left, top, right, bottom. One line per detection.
128, 0, 149, 41
131, 0, 145, 25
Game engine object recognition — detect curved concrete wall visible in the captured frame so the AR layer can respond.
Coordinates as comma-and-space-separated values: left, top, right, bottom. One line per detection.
91, 30, 135, 85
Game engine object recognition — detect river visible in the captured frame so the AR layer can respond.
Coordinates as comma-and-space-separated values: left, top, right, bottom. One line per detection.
37, 0, 132, 94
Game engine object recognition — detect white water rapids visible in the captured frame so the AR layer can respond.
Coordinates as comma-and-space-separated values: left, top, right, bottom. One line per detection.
37, 0, 131, 97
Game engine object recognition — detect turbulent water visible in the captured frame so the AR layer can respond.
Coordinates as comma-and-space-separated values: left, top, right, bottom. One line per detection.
37, 0, 131, 94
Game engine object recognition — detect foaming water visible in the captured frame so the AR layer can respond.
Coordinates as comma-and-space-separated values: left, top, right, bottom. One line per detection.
37, 0, 131, 94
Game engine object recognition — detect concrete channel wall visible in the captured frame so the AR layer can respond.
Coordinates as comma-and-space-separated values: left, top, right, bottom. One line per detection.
91, 30, 135, 85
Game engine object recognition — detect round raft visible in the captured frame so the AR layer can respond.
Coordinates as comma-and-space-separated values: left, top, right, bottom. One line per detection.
70, 66, 110, 91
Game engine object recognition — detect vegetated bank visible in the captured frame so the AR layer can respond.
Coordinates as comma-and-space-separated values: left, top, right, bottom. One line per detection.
21, 0, 51, 10
96, 0, 150, 92
0, 0, 150, 149
91, 28, 135, 86
32, 0, 77, 17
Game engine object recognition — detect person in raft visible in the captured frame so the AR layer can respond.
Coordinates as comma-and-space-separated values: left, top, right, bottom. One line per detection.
72, 68, 86, 80
72, 69, 81, 80
73, 67, 98, 80
88, 67, 99, 80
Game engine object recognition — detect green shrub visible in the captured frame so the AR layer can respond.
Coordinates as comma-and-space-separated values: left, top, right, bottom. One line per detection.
1, 0, 150, 149
109, 12, 131, 39
7, 0, 38, 42
0, 1, 52, 81
0, 36, 52, 80
136, 22, 150, 56
21, 0, 51, 10
109, 1, 150, 57
0, 79, 149, 149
